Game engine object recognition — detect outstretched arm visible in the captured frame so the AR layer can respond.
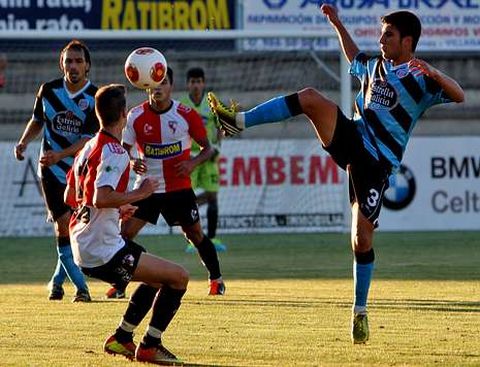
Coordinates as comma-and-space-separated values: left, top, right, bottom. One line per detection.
321, 4, 359, 63
408, 59, 465, 103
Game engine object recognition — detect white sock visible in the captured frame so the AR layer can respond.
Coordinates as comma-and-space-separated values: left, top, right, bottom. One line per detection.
119, 319, 136, 333
236, 113, 245, 129
147, 325, 163, 339
353, 305, 367, 315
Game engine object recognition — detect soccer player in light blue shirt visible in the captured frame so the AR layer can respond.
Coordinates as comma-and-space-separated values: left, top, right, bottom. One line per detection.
207, 4, 464, 343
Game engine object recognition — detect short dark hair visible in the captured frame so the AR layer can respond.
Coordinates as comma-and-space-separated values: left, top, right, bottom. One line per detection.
381, 11, 421, 52
95, 84, 126, 127
166, 67, 173, 84
59, 39, 91, 72
186, 67, 205, 81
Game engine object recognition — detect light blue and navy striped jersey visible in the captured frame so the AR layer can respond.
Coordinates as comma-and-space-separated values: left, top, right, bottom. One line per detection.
32, 78, 99, 184
350, 53, 452, 170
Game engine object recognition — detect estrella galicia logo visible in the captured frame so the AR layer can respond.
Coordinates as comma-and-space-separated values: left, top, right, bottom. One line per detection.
383, 164, 416, 210
263, 0, 288, 9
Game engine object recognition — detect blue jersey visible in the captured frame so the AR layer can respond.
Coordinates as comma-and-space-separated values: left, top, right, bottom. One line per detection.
32, 78, 99, 184
350, 53, 452, 169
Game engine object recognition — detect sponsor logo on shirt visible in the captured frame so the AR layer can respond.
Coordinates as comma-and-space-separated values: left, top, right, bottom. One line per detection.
366, 80, 398, 111
144, 141, 182, 159
53, 111, 82, 135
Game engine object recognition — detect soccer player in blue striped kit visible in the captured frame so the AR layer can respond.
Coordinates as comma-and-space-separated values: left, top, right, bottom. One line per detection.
14, 40, 98, 302
208, 5, 464, 343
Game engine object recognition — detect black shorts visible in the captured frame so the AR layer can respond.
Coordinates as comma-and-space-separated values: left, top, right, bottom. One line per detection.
324, 108, 391, 227
40, 168, 71, 222
132, 189, 200, 227
81, 239, 145, 290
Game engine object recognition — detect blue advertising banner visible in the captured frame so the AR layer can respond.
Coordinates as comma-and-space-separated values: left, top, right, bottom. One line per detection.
243, 0, 480, 51
0, 0, 235, 31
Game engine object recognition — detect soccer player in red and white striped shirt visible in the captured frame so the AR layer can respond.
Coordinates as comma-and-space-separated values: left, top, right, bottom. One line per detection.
107, 67, 225, 298
66, 84, 188, 364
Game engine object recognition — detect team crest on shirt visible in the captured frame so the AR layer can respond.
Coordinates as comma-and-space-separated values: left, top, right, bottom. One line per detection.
144, 123, 153, 135
78, 98, 89, 110
144, 141, 182, 159
395, 67, 409, 79
366, 79, 398, 111
168, 120, 178, 134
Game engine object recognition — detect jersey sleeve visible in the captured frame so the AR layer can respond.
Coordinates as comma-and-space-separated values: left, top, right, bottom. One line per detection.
32, 83, 46, 124
349, 52, 371, 80
187, 108, 207, 143
423, 76, 454, 107
122, 110, 137, 147
95, 144, 130, 190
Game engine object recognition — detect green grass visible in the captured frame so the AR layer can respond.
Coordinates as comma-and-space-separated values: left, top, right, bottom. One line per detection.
0, 232, 479, 366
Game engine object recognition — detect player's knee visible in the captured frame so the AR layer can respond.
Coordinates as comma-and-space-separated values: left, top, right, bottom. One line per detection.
184, 228, 204, 244
172, 265, 189, 289
298, 87, 321, 108
352, 232, 372, 253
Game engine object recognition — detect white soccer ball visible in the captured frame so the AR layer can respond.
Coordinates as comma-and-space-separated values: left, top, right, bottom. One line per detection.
124, 47, 168, 89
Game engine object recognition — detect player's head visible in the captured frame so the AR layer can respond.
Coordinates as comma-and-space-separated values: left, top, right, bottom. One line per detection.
380, 11, 421, 60
148, 66, 174, 107
186, 67, 206, 96
59, 39, 91, 84
95, 84, 127, 129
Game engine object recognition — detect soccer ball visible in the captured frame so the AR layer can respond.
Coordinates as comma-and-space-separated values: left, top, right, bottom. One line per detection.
124, 47, 168, 89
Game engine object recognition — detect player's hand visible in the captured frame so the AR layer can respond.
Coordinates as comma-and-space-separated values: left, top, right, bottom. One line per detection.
321, 4, 340, 26
131, 158, 147, 175
14, 142, 27, 161
175, 160, 195, 177
119, 204, 138, 221
139, 177, 160, 196
39, 150, 62, 167
408, 58, 439, 79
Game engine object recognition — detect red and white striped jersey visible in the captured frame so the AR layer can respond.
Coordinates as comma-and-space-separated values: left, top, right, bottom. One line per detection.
68, 130, 130, 268
123, 100, 206, 193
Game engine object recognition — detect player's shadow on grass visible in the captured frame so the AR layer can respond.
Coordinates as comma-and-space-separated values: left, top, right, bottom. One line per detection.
186, 297, 480, 313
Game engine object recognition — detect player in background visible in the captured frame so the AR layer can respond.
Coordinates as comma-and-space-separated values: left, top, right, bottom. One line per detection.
66, 84, 188, 364
208, 5, 464, 344
179, 67, 226, 253
105, 67, 226, 300
14, 40, 97, 302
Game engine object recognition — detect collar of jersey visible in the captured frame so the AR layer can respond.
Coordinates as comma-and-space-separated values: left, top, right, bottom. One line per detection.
148, 100, 174, 115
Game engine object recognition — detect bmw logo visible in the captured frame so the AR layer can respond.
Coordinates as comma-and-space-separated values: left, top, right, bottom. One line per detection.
263, 0, 288, 9
383, 164, 416, 210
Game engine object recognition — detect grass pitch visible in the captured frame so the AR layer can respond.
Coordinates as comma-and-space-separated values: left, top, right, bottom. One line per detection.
0, 232, 479, 366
